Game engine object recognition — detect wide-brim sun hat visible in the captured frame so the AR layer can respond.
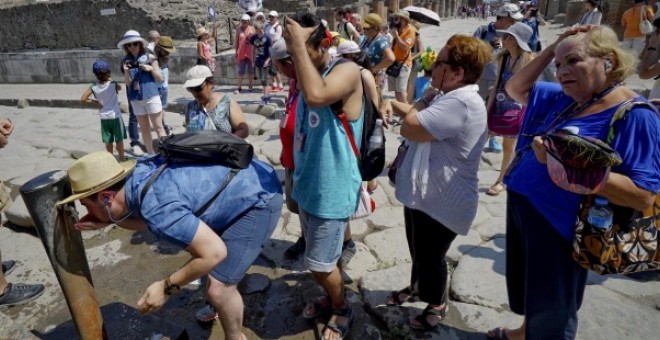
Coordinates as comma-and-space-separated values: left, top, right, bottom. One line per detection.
58, 151, 136, 205
196, 27, 209, 37
255, 12, 265, 19
184, 65, 213, 88
496, 22, 533, 52
361, 13, 383, 29
117, 30, 147, 49
337, 40, 362, 55
393, 10, 411, 21
157, 36, 176, 53
541, 129, 623, 195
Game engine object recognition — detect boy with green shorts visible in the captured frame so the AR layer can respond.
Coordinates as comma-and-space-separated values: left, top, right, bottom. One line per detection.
81, 60, 127, 161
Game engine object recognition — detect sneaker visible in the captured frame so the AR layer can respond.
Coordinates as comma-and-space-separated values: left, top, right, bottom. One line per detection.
131, 145, 144, 157
196, 303, 217, 322
1, 260, 16, 276
260, 96, 269, 105
284, 237, 306, 260
340, 239, 357, 268
0, 283, 45, 309
488, 137, 502, 153
234, 87, 242, 94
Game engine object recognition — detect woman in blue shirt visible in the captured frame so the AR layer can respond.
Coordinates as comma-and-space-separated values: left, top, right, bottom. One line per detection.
487, 26, 660, 340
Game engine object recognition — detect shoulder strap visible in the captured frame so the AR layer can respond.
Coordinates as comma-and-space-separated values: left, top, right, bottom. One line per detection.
139, 161, 239, 217
606, 100, 658, 144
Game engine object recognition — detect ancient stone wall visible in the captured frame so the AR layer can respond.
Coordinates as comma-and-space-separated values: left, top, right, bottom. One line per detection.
0, 0, 242, 52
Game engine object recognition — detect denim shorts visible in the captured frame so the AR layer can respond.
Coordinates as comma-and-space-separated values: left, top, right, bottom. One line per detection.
299, 208, 348, 273
210, 193, 283, 284
238, 59, 254, 76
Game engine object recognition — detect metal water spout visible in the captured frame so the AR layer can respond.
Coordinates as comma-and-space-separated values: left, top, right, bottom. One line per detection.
19, 170, 106, 340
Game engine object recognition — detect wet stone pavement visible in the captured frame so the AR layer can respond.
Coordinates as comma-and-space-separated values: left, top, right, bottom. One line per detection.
1, 17, 660, 340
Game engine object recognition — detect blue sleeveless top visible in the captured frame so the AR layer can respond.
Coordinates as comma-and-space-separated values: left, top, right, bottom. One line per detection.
292, 62, 364, 219
126, 53, 160, 101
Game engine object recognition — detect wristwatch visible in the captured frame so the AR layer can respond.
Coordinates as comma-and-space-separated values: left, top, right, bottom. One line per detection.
163, 276, 181, 296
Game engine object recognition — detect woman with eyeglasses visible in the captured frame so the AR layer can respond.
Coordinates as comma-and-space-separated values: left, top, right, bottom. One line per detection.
379, 35, 491, 332
487, 26, 660, 340
360, 13, 395, 99
118, 30, 165, 155
485, 22, 534, 196
182, 65, 248, 139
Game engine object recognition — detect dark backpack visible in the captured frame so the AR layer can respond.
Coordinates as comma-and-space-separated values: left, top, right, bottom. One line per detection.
139, 130, 254, 216
327, 58, 386, 181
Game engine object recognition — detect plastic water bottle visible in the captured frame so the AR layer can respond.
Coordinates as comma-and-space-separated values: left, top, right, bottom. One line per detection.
368, 119, 384, 152
587, 197, 613, 230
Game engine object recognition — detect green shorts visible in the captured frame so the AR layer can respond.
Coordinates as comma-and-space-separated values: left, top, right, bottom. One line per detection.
100, 118, 126, 143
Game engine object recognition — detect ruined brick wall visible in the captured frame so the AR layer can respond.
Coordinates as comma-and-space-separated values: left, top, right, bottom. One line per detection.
0, 0, 242, 52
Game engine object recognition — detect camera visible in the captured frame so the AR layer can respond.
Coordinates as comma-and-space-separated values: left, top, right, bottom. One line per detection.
125, 60, 140, 69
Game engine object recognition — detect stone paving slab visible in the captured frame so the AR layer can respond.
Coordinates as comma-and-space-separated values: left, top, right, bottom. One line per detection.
1, 17, 659, 340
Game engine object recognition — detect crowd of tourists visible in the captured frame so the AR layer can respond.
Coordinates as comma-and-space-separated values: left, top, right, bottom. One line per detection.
1, 2, 660, 340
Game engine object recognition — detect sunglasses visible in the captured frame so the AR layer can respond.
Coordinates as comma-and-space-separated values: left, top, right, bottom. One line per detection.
187, 82, 206, 93
126, 42, 141, 47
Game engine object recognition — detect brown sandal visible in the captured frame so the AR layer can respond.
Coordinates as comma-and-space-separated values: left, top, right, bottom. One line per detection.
386, 287, 416, 306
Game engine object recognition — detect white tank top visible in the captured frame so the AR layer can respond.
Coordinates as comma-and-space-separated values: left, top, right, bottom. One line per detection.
92, 81, 121, 119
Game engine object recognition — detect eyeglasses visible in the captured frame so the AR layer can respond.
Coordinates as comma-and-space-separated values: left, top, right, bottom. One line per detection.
127, 42, 141, 47
187, 82, 206, 93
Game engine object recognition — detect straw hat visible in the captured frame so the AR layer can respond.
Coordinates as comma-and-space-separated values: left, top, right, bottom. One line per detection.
196, 27, 209, 37
117, 30, 148, 49
58, 152, 136, 205
393, 10, 411, 21
361, 13, 383, 29
157, 36, 176, 54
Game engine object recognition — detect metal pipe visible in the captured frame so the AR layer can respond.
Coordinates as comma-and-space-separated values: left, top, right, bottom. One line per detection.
19, 170, 106, 340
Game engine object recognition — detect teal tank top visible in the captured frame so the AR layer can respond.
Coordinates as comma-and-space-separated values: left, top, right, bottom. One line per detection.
292, 63, 364, 219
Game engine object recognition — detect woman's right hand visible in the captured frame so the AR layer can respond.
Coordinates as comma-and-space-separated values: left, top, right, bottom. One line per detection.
123, 61, 130, 72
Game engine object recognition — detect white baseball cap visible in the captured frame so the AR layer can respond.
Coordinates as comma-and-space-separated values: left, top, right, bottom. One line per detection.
268, 10, 278, 17
184, 65, 213, 88
497, 3, 524, 21
241, 14, 251, 21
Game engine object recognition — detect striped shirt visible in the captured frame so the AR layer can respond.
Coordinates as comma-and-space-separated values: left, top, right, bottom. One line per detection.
395, 84, 487, 235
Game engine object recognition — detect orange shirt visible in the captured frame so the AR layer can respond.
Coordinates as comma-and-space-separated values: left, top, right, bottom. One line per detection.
393, 25, 416, 67
622, 5, 655, 39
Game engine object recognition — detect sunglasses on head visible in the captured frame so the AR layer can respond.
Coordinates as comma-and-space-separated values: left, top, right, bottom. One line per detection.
187, 82, 206, 93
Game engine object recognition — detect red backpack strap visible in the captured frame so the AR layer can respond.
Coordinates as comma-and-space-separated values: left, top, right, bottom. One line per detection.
337, 113, 359, 157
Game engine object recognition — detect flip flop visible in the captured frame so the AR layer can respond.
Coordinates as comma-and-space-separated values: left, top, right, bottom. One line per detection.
487, 327, 510, 340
